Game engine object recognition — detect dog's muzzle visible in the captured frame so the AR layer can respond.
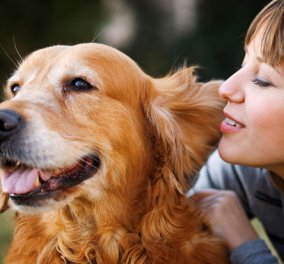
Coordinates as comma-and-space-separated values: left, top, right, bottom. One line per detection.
0, 109, 101, 207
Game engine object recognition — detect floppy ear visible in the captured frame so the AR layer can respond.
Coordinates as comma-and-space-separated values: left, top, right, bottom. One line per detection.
134, 68, 225, 261
143, 67, 224, 191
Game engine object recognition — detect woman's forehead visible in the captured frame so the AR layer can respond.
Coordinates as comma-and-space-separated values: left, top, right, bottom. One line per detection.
245, 26, 266, 58
245, 26, 284, 77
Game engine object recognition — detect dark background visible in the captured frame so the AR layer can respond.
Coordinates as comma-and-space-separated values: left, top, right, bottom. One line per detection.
0, 0, 269, 88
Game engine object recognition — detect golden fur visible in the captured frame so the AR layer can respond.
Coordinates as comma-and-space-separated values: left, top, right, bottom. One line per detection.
0, 43, 229, 263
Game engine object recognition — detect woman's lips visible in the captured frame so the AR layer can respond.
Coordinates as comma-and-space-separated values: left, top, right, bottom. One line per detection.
220, 114, 245, 134
224, 117, 243, 128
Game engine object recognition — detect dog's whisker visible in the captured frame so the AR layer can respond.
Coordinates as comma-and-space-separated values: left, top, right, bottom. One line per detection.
91, 30, 102, 43
59, 134, 121, 172
77, 151, 120, 173
0, 43, 18, 68
13, 35, 23, 64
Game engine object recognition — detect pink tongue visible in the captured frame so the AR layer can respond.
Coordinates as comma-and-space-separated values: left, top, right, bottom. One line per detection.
1, 168, 39, 195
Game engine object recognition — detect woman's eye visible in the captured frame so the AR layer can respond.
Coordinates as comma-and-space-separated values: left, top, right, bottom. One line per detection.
11, 84, 21, 95
252, 78, 274, 88
70, 78, 93, 91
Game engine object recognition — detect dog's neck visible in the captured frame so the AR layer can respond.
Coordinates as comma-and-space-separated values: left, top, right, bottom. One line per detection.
36, 173, 150, 262
9, 151, 191, 263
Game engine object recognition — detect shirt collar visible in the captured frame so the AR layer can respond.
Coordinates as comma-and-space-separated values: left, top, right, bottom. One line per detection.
269, 171, 284, 193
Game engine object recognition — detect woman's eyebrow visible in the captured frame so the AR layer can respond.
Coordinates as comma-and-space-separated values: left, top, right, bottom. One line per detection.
243, 46, 283, 77
259, 58, 283, 77
244, 44, 264, 62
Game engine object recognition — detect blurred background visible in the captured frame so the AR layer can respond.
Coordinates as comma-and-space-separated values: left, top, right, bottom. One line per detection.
0, 0, 269, 262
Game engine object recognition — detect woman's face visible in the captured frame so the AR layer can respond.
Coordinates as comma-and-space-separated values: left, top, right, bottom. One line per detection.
218, 26, 284, 176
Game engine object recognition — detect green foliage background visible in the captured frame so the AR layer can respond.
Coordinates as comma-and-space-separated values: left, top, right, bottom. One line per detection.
0, 0, 269, 85
0, 212, 13, 263
0, 0, 270, 262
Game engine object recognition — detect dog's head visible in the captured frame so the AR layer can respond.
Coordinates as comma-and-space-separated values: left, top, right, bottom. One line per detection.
0, 43, 224, 214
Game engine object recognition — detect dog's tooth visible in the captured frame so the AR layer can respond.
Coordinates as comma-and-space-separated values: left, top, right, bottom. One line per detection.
53, 168, 63, 176
14, 161, 21, 171
34, 172, 41, 187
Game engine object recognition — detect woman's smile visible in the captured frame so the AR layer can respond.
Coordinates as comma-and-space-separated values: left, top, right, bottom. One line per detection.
220, 113, 245, 134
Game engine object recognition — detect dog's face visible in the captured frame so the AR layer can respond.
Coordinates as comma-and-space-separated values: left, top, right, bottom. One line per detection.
0, 43, 224, 214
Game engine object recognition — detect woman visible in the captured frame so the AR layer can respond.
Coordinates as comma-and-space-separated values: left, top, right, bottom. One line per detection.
192, 0, 284, 263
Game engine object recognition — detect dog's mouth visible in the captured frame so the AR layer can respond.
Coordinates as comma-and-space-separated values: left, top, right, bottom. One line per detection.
0, 154, 100, 206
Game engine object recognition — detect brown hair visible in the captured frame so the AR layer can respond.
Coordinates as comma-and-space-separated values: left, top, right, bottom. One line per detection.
245, 0, 284, 65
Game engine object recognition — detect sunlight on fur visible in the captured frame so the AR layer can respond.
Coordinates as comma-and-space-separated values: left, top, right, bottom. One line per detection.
0, 43, 229, 263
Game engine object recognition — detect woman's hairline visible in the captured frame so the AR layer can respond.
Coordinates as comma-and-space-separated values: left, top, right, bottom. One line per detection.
244, 0, 284, 66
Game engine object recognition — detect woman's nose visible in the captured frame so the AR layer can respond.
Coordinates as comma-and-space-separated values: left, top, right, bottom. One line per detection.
219, 70, 245, 103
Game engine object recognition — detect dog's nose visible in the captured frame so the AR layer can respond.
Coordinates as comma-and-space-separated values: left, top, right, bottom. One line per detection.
0, 109, 22, 141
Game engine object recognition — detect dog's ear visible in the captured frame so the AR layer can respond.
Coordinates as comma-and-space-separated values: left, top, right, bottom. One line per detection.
143, 67, 224, 191
135, 68, 225, 259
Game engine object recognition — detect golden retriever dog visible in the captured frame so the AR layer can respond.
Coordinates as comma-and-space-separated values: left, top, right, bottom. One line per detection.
0, 43, 228, 263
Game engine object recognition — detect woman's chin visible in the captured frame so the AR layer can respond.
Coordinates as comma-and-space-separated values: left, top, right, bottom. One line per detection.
217, 139, 241, 164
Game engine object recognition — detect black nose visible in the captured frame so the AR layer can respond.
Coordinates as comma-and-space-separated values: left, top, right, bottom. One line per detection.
0, 109, 22, 141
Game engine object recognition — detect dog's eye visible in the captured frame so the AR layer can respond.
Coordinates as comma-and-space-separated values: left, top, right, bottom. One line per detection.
70, 78, 93, 91
10, 84, 21, 95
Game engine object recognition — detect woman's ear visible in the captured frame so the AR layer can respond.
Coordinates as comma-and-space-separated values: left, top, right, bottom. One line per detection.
143, 67, 225, 191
